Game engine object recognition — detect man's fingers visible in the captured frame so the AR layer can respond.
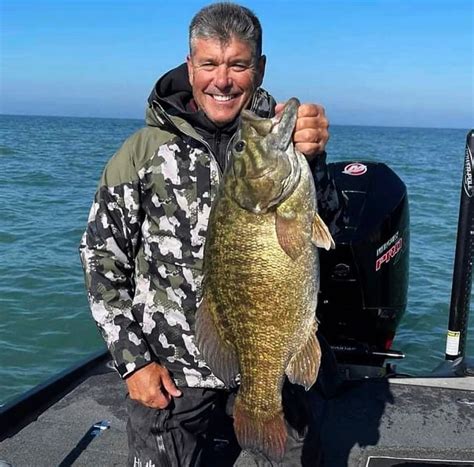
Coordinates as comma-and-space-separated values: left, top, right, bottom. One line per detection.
274, 103, 285, 116
295, 142, 322, 159
295, 115, 329, 133
161, 371, 183, 398
275, 101, 330, 158
148, 368, 182, 407
140, 386, 174, 409
293, 127, 328, 145
294, 127, 330, 159
297, 103, 326, 119
294, 127, 330, 156
125, 362, 181, 409
128, 385, 167, 409
151, 387, 173, 409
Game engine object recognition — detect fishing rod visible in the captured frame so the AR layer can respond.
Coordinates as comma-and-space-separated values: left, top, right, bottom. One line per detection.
444, 130, 473, 367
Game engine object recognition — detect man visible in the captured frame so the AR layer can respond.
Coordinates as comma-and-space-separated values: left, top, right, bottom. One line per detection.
80, 3, 331, 466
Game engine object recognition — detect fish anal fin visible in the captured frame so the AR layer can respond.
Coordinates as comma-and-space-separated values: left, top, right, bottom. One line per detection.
312, 213, 335, 250
233, 397, 287, 462
285, 323, 321, 390
195, 294, 239, 387
275, 209, 306, 260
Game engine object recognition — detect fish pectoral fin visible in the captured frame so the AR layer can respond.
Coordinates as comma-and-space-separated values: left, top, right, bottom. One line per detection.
195, 294, 240, 388
285, 322, 321, 390
275, 209, 306, 260
311, 213, 335, 250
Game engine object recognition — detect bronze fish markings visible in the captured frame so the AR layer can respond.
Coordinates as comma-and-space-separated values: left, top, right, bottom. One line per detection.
195, 98, 334, 461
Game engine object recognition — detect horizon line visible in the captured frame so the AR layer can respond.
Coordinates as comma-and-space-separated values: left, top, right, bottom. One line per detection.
0, 112, 471, 132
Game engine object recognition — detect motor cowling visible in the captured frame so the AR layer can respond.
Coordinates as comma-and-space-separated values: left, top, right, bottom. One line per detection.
316, 161, 409, 367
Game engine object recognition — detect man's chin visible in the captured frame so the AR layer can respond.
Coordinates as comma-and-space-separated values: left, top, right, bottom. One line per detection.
202, 96, 247, 126
205, 109, 241, 126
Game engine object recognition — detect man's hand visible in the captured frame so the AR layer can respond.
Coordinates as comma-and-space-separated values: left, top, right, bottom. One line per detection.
275, 102, 329, 160
125, 362, 182, 409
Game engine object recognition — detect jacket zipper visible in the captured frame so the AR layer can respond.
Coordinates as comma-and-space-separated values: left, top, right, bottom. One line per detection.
225, 133, 237, 169
153, 409, 173, 467
155, 433, 172, 467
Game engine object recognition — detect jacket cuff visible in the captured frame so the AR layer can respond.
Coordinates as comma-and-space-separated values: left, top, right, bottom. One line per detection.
110, 342, 153, 379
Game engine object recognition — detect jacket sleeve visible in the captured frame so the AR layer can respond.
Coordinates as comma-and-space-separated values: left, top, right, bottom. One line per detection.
79, 139, 151, 379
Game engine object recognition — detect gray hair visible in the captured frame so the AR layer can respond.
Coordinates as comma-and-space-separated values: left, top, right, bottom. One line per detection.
189, 3, 263, 60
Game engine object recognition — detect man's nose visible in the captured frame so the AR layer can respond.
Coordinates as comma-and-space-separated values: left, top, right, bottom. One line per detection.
214, 65, 232, 89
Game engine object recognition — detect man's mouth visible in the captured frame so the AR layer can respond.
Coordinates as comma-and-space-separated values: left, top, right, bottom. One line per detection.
210, 94, 238, 102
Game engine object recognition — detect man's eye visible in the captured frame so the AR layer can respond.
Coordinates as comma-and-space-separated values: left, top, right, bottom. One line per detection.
200, 63, 216, 71
234, 141, 246, 152
231, 64, 248, 71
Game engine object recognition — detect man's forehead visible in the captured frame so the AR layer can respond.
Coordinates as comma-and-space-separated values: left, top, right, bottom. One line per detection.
191, 36, 254, 58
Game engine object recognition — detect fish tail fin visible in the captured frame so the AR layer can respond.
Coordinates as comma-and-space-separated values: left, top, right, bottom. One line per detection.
233, 396, 287, 462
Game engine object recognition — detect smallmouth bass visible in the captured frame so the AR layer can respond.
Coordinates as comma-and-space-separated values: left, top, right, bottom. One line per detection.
196, 98, 334, 461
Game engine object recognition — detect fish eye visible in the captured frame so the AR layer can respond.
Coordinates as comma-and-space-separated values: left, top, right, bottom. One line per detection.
234, 140, 246, 153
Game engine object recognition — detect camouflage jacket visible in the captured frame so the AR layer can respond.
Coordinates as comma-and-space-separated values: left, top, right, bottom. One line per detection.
79, 72, 276, 388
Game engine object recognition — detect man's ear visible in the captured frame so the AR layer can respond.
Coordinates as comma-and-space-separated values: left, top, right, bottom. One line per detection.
256, 55, 266, 86
186, 55, 194, 86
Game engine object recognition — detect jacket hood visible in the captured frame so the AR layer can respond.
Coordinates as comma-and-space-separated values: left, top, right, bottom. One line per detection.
147, 63, 193, 116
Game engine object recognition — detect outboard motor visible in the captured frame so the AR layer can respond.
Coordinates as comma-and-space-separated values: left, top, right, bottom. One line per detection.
316, 161, 409, 369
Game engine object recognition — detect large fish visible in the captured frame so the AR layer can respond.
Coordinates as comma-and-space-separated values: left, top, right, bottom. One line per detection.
195, 98, 334, 461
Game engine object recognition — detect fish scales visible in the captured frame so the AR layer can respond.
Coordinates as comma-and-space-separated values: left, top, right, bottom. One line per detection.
195, 98, 334, 461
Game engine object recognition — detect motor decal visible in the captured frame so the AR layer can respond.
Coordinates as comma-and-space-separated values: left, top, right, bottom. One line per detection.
342, 162, 368, 176
376, 232, 400, 257
464, 143, 473, 198
376, 238, 403, 271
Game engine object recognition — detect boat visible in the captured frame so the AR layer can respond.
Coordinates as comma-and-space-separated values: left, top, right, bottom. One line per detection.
1, 131, 473, 466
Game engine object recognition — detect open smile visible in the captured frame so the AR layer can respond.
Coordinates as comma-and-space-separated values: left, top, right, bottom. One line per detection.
208, 94, 239, 102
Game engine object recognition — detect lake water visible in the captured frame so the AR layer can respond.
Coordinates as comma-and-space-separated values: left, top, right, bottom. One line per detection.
0, 114, 472, 405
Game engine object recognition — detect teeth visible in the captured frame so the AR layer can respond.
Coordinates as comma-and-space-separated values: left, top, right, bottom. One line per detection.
212, 95, 234, 102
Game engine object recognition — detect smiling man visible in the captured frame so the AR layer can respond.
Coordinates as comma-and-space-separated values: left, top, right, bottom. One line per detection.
80, 3, 330, 466
188, 37, 264, 125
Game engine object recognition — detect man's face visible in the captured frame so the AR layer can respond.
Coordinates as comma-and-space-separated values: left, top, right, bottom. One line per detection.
187, 36, 266, 126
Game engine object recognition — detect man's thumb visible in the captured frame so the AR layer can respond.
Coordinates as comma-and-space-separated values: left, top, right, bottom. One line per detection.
275, 102, 285, 116
162, 373, 182, 397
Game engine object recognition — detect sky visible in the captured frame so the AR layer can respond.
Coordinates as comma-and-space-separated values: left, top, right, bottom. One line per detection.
0, 0, 473, 128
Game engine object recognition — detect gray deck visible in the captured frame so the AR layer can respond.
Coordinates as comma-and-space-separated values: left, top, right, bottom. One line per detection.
0, 364, 128, 467
1, 357, 473, 466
